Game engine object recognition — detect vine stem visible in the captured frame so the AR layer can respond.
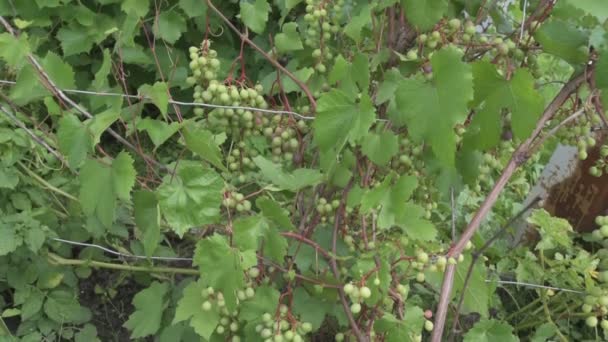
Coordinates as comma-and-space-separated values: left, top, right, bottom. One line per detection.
47, 252, 199, 275
431, 71, 589, 341
205, 0, 317, 112
16, 161, 78, 201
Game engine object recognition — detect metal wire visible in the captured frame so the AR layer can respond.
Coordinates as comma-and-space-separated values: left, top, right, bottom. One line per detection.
488, 279, 585, 294
0, 79, 316, 120
50, 237, 193, 262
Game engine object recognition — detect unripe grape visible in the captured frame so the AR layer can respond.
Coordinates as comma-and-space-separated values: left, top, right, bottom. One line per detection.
216, 325, 225, 334
335, 333, 344, 341
582, 304, 593, 313
424, 320, 434, 331
312, 49, 322, 58
301, 322, 312, 333
406, 50, 417, 60
360, 286, 371, 299
601, 225, 608, 237
246, 287, 255, 298
373, 277, 380, 286
431, 31, 441, 40
417, 252, 429, 264
344, 283, 354, 294
601, 320, 608, 330
448, 18, 461, 29
262, 313, 272, 322
249, 267, 260, 278
448, 257, 457, 265
350, 303, 362, 314
416, 272, 425, 282
316, 63, 326, 73
201, 301, 212, 311
586, 316, 599, 327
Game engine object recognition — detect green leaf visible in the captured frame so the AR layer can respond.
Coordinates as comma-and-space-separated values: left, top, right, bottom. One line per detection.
154, 11, 186, 44
0, 168, 19, 189
139, 82, 169, 119
134, 191, 160, 257
156, 161, 224, 237
375, 68, 403, 105
124, 282, 168, 338
136, 118, 180, 149
111, 151, 136, 201
376, 306, 425, 342
240, 286, 280, 320
233, 215, 269, 252
240, 0, 271, 34
56, 114, 91, 168
44, 290, 91, 324
194, 234, 246, 311
530, 323, 557, 342
0, 225, 20, 256
92, 49, 112, 90
79, 160, 116, 229
79, 153, 136, 230
25, 226, 45, 253
257, 197, 295, 231
263, 226, 288, 262
313, 90, 376, 153
173, 280, 220, 339
253, 156, 323, 191
121, 0, 149, 17
402, 0, 448, 31
563, 0, 608, 23
453, 254, 490, 317
0, 32, 30, 68
43, 52, 75, 89
344, 4, 372, 43
75, 324, 99, 342
179, 0, 207, 18
361, 130, 398, 166
183, 121, 227, 171
275, 22, 303, 52
392, 47, 473, 165
87, 107, 121, 146
463, 319, 519, 342
465, 62, 544, 149
291, 288, 334, 330
534, 20, 589, 65
56, 27, 93, 56
527, 209, 573, 250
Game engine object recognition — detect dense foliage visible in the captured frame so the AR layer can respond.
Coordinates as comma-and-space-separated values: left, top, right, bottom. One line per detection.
1, 0, 608, 341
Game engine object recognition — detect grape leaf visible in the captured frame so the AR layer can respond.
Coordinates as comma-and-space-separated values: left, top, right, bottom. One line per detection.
44, 290, 92, 324
92, 49, 112, 90
57, 114, 92, 168
527, 209, 573, 251
402, 0, 448, 31
121, 0, 149, 17
563, 0, 608, 23
0, 32, 30, 68
134, 190, 160, 257
253, 156, 323, 191
0, 225, 20, 256
275, 22, 303, 52
463, 319, 519, 342
263, 226, 288, 262
179, 0, 207, 18
392, 47, 473, 165
465, 62, 544, 149
87, 107, 121, 146
56, 27, 92, 56
313, 90, 376, 153
361, 130, 398, 166
233, 215, 269, 252
194, 235, 246, 311
256, 197, 295, 231
534, 20, 589, 65
0, 168, 19, 189
154, 11, 186, 44
173, 280, 220, 340
240, 0, 270, 34
139, 82, 169, 119
136, 117, 180, 149
156, 161, 224, 237
79, 152, 136, 230
183, 121, 227, 171
375, 306, 425, 342
239, 286, 280, 321
124, 282, 168, 338
344, 4, 372, 43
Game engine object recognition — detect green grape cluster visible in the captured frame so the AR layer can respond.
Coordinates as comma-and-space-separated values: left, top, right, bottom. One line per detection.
589, 145, 608, 177
255, 308, 312, 342
555, 110, 599, 160
265, 117, 304, 164
316, 197, 340, 223
187, 40, 221, 88
343, 282, 372, 313
303, 0, 343, 73
223, 191, 252, 212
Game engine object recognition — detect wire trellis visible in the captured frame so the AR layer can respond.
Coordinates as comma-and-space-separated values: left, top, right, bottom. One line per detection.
48, 237, 585, 294
0, 79, 316, 120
